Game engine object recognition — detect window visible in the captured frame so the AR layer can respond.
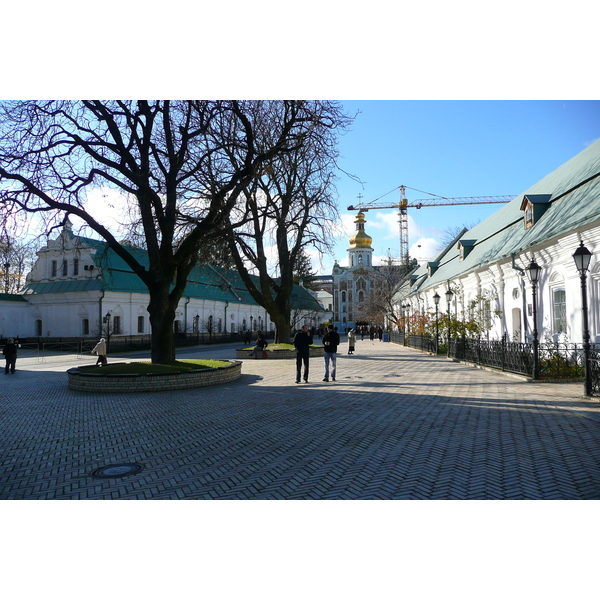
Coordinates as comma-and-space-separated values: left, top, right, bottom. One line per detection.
341, 291, 346, 302
137, 316, 144, 333
113, 316, 121, 334
552, 289, 567, 334
51, 261, 57, 277
217, 318, 222, 333
82, 319, 89, 335
73, 259, 79, 276
35, 319, 43, 336
192, 315, 199, 333
62, 260, 68, 276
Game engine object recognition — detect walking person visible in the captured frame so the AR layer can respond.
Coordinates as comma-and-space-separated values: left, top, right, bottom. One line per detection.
92, 337, 108, 366
3, 338, 19, 374
293, 325, 313, 383
322, 324, 340, 382
377, 326, 383, 341
347, 329, 356, 355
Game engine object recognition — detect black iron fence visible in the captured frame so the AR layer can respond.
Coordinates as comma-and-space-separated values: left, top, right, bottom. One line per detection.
388, 331, 600, 396
0, 330, 271, 355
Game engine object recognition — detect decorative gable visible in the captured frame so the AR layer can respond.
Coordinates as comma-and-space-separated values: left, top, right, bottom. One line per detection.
427, 262, 439, 277
519, 194, 552, 229
457, 239, 476, 261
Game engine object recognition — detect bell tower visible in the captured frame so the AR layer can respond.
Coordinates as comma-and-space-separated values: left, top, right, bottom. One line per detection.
347, 211, 374, 269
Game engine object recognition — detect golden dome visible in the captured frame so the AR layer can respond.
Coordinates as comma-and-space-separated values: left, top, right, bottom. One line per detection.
348, 212, 373, 249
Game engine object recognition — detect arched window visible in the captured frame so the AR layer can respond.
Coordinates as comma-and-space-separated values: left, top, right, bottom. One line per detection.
35, 319, 43, 336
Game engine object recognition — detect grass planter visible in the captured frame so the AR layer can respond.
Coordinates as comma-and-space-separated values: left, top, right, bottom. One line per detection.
67, 360, 242, 392
235, 345, 325, 360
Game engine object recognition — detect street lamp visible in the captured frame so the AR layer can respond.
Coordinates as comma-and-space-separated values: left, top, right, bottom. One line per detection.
433, 292, 440, 354
445, 288, 453, 357
3, 262, 9, 294
526, 258, 542, 380
572, 240, 592, 396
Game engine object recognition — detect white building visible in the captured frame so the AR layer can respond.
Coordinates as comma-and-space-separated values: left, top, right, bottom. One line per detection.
0, 223, 324, 341
394, 140, 600, 344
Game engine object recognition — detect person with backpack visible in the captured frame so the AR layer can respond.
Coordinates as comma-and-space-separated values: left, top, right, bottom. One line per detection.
322, 324, 340, 382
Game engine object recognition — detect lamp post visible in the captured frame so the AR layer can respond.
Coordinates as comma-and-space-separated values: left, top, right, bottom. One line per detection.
445, 289, 453, 357
433, 292, 440, 354
3, 262, 9, 294
526, 258, 542, 380
572, 240, 592, 396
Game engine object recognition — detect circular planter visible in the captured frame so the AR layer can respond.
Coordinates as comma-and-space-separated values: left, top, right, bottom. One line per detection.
67, 360, 242, 392
235, 346, 325, 360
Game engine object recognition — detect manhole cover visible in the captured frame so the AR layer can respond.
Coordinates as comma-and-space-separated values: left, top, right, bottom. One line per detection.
90, 463, 144, 478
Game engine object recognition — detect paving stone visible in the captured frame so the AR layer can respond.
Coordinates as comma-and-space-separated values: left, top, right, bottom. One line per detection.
1, 340, 599, 499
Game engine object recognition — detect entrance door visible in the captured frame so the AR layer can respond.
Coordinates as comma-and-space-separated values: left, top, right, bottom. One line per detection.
512, 308, 522, 342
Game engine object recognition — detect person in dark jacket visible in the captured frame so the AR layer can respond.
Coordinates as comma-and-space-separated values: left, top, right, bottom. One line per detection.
322, 324, 340, 381
3, 338, 18, 374
293, 325, 313, 383
253, 333, 269, 358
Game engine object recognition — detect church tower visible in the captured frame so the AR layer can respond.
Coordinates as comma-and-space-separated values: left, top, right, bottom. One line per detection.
347, 211, 374, 268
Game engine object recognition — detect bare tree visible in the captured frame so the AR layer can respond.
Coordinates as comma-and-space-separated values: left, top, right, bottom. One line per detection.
222, 105, 352, 342
0, 100, 335, 363
359, 263, 407, 328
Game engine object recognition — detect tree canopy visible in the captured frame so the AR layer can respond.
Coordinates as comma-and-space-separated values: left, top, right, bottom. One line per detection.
0, 100, 350, 362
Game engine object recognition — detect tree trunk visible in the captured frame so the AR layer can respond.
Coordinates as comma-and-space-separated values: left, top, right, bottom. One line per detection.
273, 313, 292, 344
147, 285, 177, 364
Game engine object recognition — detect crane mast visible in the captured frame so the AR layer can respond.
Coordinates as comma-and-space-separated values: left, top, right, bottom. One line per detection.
347, 185, 514, 269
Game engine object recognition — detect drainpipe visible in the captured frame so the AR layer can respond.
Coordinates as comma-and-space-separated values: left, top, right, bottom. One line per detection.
224, 300, 229, 337
184, 296, 190, 333
98, 290, 105, 336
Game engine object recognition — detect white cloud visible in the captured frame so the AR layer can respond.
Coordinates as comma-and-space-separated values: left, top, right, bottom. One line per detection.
410, 237, 439, 264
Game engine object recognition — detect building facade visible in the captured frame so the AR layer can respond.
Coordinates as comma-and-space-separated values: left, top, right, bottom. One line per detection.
394, 140, 600, 345
331, 211, 384, 331
0, 223, 324, 341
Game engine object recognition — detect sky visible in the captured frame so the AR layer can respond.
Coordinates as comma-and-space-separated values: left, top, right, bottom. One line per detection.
315, 100, 600, 275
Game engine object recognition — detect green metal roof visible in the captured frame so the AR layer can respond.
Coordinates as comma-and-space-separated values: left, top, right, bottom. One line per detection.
401, 139, 600, 295
22, 280, 104, 294
0, 293, 28, 302
24, 236, 323, 312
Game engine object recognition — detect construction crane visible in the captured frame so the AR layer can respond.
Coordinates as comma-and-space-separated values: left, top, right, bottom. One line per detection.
347, 185, 514, 268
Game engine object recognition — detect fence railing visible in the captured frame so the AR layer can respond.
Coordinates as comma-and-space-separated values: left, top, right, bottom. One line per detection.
1, 331, 271, 355
388, 331, 600, 396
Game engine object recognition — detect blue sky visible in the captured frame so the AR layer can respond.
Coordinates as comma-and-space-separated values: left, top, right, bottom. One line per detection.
316, 100, 600, 275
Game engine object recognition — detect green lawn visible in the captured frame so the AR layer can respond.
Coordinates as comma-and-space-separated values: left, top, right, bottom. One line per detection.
241, 343, 322, 350
79, 359, 229, 375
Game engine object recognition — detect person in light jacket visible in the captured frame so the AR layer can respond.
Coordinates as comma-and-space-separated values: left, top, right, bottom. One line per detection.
92, 338, 108, 366
347, 329, 356, 355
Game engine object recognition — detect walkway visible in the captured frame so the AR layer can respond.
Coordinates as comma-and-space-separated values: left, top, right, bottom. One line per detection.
1, 339, 599, 499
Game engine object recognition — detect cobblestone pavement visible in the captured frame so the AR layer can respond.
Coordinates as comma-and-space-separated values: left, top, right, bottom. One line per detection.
1, 339, 599, 500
